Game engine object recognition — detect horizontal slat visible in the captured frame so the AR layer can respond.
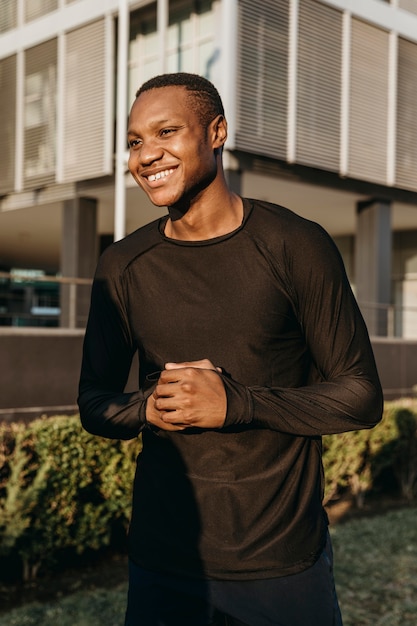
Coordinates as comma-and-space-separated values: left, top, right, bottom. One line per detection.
0, 0, 17, 33
25, 0, 58, 23
296, 0, 342, 172
348, 18, 389, 185
62, 19, 111, 182
235, 0, 288, 159
396, 37, 417, 191
0, 55, 16, 194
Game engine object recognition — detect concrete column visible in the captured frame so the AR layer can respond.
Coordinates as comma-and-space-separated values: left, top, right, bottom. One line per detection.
224, 168, 242, 195
355, 198, 392, 336
223, 151, 242, 195
60, 197, 98, 328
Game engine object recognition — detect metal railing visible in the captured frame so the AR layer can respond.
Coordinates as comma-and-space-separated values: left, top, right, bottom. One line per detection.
0, 271, 92, 329
359, 301, 417, 339
1, 271, 417, 337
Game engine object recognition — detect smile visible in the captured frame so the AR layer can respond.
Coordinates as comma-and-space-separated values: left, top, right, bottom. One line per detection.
146, 168, 175, 182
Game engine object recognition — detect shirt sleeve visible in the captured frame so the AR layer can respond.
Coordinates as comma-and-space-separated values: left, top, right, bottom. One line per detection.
77, 250, 150, 440
221, 221, 384, 436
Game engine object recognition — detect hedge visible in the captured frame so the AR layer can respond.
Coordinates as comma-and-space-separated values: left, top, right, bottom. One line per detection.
0, 416, 141, 581
323, 398, 417, 506
1, 400, 416, 581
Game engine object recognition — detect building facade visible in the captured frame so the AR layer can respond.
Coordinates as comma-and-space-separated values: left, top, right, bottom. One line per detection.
0, 0, 417, 341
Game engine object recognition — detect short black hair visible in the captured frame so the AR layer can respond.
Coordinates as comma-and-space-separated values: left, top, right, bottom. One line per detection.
135, 73, 225, 128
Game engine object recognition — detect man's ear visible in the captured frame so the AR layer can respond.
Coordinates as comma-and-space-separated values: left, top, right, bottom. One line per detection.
210, 115, 227, 149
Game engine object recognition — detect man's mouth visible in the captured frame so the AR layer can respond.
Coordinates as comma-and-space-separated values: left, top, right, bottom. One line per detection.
146, 168, 176, 182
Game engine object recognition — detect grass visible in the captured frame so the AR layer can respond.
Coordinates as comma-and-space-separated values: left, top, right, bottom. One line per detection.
332, 507, 417, 626
0, 586, 128, 626
0, 507, 416, 626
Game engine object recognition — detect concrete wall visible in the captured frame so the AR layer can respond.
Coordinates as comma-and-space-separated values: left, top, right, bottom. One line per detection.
371, 337, 417, 399
0, 329, 416, 421
0, 328, 85, 421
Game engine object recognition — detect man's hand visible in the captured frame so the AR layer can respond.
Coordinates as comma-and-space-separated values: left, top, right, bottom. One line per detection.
145, 359, 226, 431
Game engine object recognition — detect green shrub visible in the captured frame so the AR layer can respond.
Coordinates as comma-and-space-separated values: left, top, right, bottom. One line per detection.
0, 423, 50, 574
1, 400, 417, 582
323, 399, 417, 506
386, 401, 417, 501
0, 416, 141, 580
322, 429, 370, 507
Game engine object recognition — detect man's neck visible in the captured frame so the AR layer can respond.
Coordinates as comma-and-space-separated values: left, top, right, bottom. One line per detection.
165, 191, 243, 241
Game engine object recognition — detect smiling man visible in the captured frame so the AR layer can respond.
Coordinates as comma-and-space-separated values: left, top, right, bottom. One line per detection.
78, 73, 383, 626
127, 75, 242, 240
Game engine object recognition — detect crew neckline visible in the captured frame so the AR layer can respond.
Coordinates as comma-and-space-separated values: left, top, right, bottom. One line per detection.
158, 197, 252, 246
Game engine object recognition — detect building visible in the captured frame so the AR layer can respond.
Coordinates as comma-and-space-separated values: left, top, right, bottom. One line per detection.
0, 0, 417, 407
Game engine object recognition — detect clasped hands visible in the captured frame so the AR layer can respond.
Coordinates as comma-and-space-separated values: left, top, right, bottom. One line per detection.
145, 359, 227, 431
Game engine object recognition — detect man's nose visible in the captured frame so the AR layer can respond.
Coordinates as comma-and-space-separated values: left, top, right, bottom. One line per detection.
139, 138, 163, 165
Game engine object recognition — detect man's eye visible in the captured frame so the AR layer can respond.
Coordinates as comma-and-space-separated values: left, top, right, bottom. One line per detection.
129, 139, 141, 148
160, 128, 175, 136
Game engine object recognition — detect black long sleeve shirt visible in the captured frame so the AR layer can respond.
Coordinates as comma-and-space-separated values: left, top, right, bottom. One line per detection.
78, 198, 383, 580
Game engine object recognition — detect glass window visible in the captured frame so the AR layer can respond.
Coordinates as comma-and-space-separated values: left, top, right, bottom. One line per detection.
128, 0, 216, 107
24, 40, 57, 184
166, 0, 215, 76
25, 74, 44, 127
128, 5, 158, 107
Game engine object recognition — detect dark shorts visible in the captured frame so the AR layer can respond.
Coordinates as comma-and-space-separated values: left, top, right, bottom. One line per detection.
125, 533, 343, 626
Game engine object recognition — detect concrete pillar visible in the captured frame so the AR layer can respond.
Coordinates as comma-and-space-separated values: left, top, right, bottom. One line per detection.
224, 168, 242, 195
355, 198, 392, 336
60, 197, 98, 328
223, 151, 242, 195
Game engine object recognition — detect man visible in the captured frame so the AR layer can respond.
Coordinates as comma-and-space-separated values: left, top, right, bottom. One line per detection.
78, 73, 383, 626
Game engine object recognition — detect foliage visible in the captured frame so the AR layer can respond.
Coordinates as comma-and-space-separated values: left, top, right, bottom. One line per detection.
0, 416, 141, 581
323, 399, 417, 507
322, 429, 369, 506
0, 399, 417, 582
0, 424, 50, 578
389, 405, 417, 501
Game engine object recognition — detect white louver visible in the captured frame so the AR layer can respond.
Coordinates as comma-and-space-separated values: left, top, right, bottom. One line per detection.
348, 17, 389, 185
296, 0, 342, 172
0, 55, 16, 194
61, 18, 112, 183
396, 37, 417, 191
25, 0, 58, 23
235, 0, 289, 159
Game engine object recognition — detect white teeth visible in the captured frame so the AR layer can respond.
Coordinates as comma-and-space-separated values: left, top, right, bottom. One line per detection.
147, 168, 174, 182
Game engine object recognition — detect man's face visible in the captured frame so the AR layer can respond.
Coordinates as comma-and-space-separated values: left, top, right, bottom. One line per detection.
127, 86, 219, 208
